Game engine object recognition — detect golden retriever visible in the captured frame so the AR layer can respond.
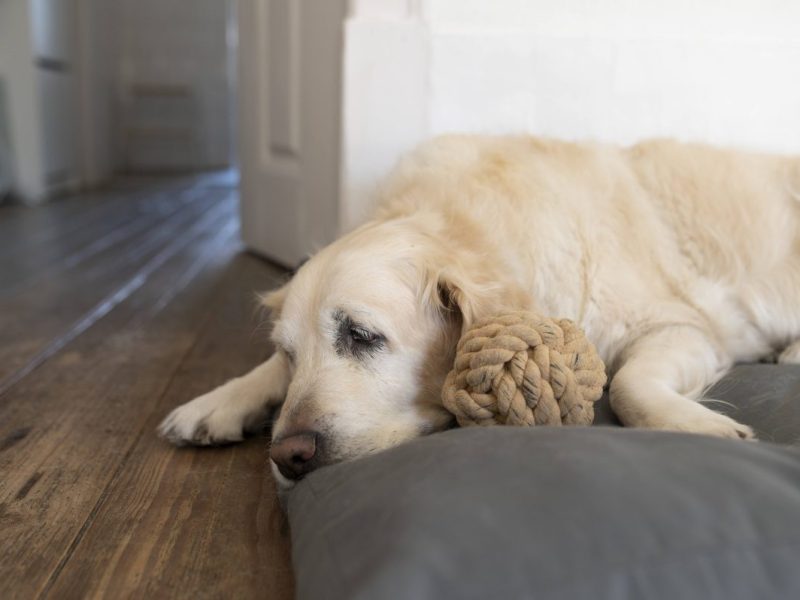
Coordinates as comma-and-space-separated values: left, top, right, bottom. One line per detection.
159, 135, 800, 489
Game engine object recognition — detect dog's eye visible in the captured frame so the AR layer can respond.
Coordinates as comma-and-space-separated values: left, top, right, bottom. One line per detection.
350, 326, 378, 345
347, 326, 386, 359
346, 325, 385, 359
333, 310, 386, 359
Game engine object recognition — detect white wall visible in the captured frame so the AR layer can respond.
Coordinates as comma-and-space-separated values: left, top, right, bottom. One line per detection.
114, 0, 234, 171
424, 0, 800, 152
341, 3, 428, 231
74, 0, 233, 179
342, 0, 800, 229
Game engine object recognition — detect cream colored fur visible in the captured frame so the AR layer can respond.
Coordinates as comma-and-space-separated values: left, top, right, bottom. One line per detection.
160, 135, 800, 488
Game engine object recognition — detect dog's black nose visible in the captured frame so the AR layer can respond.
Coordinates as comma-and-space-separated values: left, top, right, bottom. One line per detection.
270, 432, 319, 480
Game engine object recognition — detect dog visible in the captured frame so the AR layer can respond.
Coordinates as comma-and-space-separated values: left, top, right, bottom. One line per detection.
159, 135, 800, 489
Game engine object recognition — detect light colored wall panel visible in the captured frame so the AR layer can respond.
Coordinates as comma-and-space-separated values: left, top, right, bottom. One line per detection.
30, 0, 76, 62
0, 0, 47, 202
340, 13, 429, 231
266, 0, 300, 158
428, 32, 800, 155
38, 68, 78, 185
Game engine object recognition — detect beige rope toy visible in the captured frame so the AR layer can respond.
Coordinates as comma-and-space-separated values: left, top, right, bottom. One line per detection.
442, 311, 607, 427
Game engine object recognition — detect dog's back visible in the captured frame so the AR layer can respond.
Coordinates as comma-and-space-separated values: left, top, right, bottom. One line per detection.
376, 135, 800, 362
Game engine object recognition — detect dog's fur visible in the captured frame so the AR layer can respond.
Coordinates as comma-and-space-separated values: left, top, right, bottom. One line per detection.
159, 135, 800, 488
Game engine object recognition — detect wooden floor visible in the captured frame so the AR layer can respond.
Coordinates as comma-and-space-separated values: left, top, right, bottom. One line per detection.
0, 173, 294, 599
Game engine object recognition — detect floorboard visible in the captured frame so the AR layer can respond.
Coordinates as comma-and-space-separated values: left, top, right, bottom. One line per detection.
0, 174, 293, 599
0, 185, 231, 385
44, 255, 292, 600
0, 183, 204, 292
0, 175, 200, 264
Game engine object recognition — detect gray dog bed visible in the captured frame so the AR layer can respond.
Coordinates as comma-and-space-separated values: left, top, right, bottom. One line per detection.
287, 364, 800, 599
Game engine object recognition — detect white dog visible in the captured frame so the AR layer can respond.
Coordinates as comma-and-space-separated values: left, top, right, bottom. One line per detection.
160, 135, 800, 488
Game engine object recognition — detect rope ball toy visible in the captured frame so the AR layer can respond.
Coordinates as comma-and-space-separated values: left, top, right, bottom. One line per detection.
442, 311, 607, 427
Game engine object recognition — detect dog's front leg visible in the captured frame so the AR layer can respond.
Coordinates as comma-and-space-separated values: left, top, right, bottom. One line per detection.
159, 352, 290, 445
609, 325, 754, 439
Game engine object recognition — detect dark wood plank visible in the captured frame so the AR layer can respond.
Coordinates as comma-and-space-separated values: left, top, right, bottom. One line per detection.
44, 254, 293, 600
0, 179, 292, 599
0, 216, 242, 599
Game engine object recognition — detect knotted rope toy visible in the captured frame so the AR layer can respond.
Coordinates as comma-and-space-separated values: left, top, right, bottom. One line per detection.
442, 311, 607, 427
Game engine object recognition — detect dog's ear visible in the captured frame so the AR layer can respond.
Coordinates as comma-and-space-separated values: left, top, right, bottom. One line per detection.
259, 255, 311, 321
436, 268, 488, 332
420, 264, 501, 334
259, 283, 289, 320
423, 262, 534, 335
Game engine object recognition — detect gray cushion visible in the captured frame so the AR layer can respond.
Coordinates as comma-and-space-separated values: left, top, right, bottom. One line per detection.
287, 365, 800, 599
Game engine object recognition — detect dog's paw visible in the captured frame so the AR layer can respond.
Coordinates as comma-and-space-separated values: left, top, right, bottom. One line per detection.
641, 402, 755, 440
158, 389, 245, 446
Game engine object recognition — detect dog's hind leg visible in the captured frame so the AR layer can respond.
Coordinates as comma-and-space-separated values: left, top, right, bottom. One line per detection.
158, 351, 290, 445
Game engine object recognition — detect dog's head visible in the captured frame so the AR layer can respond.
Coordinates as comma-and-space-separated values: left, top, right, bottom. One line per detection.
265, 215, 529, 487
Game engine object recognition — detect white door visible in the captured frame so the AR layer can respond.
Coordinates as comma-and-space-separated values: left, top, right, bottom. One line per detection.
237, 0, 347, 267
